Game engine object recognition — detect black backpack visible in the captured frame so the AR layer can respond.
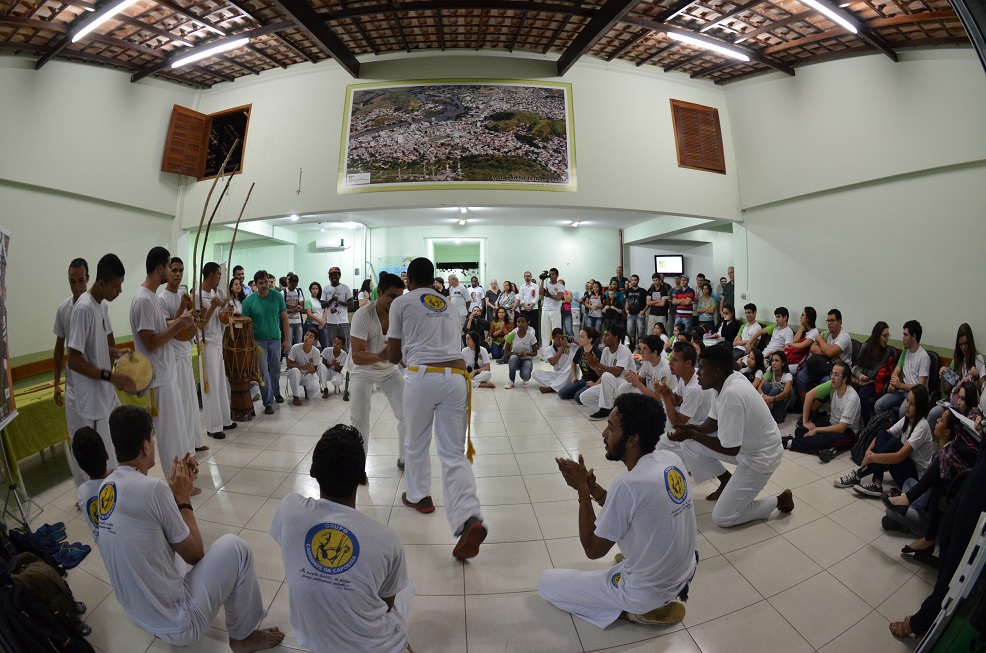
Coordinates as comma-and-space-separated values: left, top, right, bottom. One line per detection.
0, 581, 94, 653
851, 410, 896, 465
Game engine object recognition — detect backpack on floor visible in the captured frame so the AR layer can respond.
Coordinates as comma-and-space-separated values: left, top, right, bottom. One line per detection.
11, 552, 83, 630
850, 409, 896, 466
0, 582, 94, 653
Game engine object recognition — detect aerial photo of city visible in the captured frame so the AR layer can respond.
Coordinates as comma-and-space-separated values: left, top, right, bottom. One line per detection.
341, 82, 574, 190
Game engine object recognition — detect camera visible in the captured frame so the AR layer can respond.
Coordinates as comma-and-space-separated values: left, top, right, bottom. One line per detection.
538, 270, 550, 281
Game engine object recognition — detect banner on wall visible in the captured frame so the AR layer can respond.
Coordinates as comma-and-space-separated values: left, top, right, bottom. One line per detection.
339, 80, 576, 193
0, 227, 16, 432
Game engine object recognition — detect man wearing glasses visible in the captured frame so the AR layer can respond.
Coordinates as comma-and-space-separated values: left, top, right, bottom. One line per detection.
786, 360, 861, 459
796, 308, 852, 404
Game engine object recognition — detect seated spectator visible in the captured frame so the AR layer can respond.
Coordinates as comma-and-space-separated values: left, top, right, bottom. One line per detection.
320, 336, 348, 395
72, 426, 113, 539
489, 307, 513, 363
758, 351, 794, 423
462, 305, 488, 345
739, 349, 765, 388
581, 325, 635, 414
695, 284, 717, 331
534, 328, 575, 394
558, 328, 603, 402
538, 394, 697, 628
930, 323, 985, 426
582, 281, 604, 331
795, 308, 851, 404
875, 320, 930, 418
732, 304, 763, 364
786, 360, 859, 456
665, 323, 685, 357
784, 306, 819, 374
98, 406, 283, 652
671, 276, 695, 332
836, 386, 932, 497
851, 321, 895, 424
601, 288, 625, 332
652, 321, 670, 349
748, 307, 794, 358
271, 425, 414, 653
590, 335, 671, 421
463, 331, 495, 389
715, 304, 740, 345
288, 328, 328, 405
654, 341, 714, 460
504, 314, 538, 389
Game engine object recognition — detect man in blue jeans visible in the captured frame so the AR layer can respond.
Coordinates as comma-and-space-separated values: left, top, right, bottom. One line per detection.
241, 270, 290, 415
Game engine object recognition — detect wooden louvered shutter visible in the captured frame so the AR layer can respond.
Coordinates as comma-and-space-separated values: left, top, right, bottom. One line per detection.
670, 99, 726, 174
161, 105, 210, 177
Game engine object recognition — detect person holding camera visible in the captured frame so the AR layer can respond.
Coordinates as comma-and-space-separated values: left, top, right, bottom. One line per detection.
533, 328, 576, 394
540, 268, 565, 358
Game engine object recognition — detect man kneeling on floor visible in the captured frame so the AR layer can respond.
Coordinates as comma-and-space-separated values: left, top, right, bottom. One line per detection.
271, 424, 414, 653
538, 393, 697, 628
98, 405, 283, 653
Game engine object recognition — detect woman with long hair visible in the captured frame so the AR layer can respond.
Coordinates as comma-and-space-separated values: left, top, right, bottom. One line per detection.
462, 331, 494, 389
305, 281, 328, 348
715, 304, 740, 344
784, 306, 818, 373
557, 327, 602, 402
758, 350, 793, 422
489, 306, 513, 363
357, 278, 373, 307
498, 281, 518, 322
228, 277, 245, 315
852, 321, 895, 423
942, 323, 985, 398
582, 281, 604, 331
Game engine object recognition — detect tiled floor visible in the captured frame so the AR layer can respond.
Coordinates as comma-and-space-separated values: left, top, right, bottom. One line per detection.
15, 363, 930, 653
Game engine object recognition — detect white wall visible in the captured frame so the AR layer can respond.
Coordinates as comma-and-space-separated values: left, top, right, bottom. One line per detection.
178, 52, 742, 229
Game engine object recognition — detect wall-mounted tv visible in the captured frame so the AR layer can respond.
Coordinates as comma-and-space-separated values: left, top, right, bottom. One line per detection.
654, 255, 684, 276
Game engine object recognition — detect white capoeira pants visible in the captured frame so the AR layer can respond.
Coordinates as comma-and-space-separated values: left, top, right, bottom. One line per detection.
287, 368, 321, 399
320, 364, 344, 390
76, 394, 121, 480
470, 370, 491, 387
538, 560, 680, 629
175, 351, 201, 450
531, 368, 571, 392
151, 382, 189, 478
680, 439, 779, 528
577, 384, 602, 407
63, 381, 89, 488
350, 369, 406, 460
198, 342, 230, 433
541, 310, 561, 353
597, 372, 641, 410
403, 367, 482, 536
155, 534, 267, 645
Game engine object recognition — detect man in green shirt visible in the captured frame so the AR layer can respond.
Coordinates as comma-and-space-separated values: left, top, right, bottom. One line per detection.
241, 270, 290, 415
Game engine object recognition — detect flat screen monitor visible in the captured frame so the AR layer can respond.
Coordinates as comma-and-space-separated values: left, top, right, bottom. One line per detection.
654, 255, 684, 276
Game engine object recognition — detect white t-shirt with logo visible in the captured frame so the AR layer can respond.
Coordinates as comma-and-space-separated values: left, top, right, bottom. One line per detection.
96, 466, 192, 637
901, 346, 931, 386
509, 328, 538, 355
68, 293, 116, 421
283, 288, 305, 325
827, 329, 853, 363
711, 371, 784, 474
289, 343, 322, 376
321, 347, 349, 371
193, 288, 225, 344
764, 325, 794, 356
446, 284, 469, 318
350, 301, 400, 378
670, 373, 713, 435
544, 343, 574, 371
461, 346, 492, 372
594, 451, 697, 609
270, 494, 410, 653
542, 281, 564, 312
322, 283, 353, 325
388, 288, 463, 367
830, 385, 862, 433
601, 344, 634, 372
54, 295, 75, 385
130, 287, 175, 388
519, 282, 538, 310
467, 285, 485, 312
159, 288, 192, 358
77, 479, 102, 539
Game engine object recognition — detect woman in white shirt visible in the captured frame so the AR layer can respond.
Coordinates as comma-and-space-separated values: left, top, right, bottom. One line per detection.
305, 282, 328, 348
227, 278, 244, 315
357, 278, 373, 307
758, 351, 794, 423
836, 385, 933, 497
462, 331, 494, 389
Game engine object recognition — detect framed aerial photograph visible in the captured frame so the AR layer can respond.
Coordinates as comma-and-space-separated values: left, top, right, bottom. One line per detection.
339, 80, 576, 193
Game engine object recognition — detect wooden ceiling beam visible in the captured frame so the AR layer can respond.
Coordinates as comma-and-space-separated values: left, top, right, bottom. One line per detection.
509, 10, 527, 51
556, 0, 640, 75
322, 1, 593, 21
657, 0, 701, 23
390, 1, 411, 52
622, 15, 795, 75
690, 59, 738, 78
274, 32, 315, 62
698, 0, 765, 33
663, 50, 705, 71
434, 9, 446, 49
733, 11, 806, 43
606, 27, 650, 60
867, 10, 954, 27
635, 40, 677, 66
543, 14, 570, 54
270, 0, 360, 76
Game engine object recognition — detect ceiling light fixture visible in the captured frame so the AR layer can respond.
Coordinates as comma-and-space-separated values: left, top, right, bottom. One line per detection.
571, 221, 581, 227
799, 0, 858, 33
458, 207, 468, 214
171, 36, 249, 68
289, 214, 299, 221
458, 219, 467, 226
72, 0, 140, 42
668, 32, 750, 62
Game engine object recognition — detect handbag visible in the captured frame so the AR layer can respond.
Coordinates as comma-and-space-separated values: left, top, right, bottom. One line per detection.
804, 353, 835, 379
784, 341, 810, 366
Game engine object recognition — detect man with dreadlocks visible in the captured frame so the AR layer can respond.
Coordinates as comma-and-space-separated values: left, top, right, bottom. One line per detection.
271, 424, 414, 653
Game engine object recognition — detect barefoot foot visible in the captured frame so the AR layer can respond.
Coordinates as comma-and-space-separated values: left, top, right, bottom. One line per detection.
191, 486, 202, 496
706, 472, 731, 501
889, 616, 913, 638
539, 386, 554, 394
230, 627, 285, 653
777, 489, 795, 513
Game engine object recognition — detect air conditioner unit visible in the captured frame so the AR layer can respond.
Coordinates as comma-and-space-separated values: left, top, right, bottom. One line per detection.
315, 237, 350, 251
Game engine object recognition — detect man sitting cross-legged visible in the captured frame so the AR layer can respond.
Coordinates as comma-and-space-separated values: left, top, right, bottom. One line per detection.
271, 424, 415, 653
97, 405, 283, 652
786, 360, 860, 460
538, 393, 697, 628
582, 324, 634, 418
589, 335, 671, 422
669, 345, 795, 527
533, 328, 576, 394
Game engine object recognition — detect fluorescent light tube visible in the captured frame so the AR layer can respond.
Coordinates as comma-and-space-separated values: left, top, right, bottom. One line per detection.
72, 0, 140, 42
171, 37, 249, 68
800, 0, 858, 33
668, 32, 750, 62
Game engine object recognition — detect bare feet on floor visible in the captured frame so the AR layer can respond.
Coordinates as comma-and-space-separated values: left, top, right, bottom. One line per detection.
889, 493, 910, 507
706, 471, 731, 501
229, 627, 285, 653
538, 386, 554, 394
479, 382, 496, 388
191, 487, 202, 496
777, 489, 794, 513
889, 615, 913, 638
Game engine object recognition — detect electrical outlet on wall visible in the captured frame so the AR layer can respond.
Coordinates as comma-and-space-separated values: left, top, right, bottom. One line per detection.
741, 292, 749, 300
355, 268, 360, 276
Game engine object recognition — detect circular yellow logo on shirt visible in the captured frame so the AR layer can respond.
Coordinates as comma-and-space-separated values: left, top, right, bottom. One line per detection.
611, 572, 621, 588
664, 466, 688, 505
98, 482, 117, 520
86, 497, 99, 529
305, 523, 360, 575
421, 294, 448, 313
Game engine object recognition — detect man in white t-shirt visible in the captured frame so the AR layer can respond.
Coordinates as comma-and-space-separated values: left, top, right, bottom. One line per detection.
670, 345, 794, 528
747, 307, 794, 357
796, 308, 853, 403
131, 247, 195, 478
194, 262, 234, 440
321, 267, 354, 349
67, 253, 137, 473
654, 341, 713, 462
350, 273, 407, 469
876, 320, 931, 418
732, 303, 763, 361
533, 328, 576, 393
467, 276, 485, 314
271, 424, 414, 653
446, 275, 469, 333
593, 334, 671, 419
582, 324, 635, 417
787, 360, 860, 458
98, 405, 283, 651
539, 268, 564, 354
519, 271, 539, 327
320, 336, 348, 394
282, 273, 305, 346
159, 257, 205, 453
287, 329, 326, 405
72, 426, 112, 540
538, 393, 697, 628
503, 314, 538, 389
53, 257, 91, 488
387, 258, 486, 559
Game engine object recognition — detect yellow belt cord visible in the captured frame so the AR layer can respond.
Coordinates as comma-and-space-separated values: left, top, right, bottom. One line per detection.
407, 366, 475, 463
149, 387, 158, 417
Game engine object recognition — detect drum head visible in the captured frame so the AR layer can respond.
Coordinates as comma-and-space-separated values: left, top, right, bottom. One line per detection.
115, 351, 154, 393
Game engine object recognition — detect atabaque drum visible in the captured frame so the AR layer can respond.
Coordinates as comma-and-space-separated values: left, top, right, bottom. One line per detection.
223, 315, 258, 421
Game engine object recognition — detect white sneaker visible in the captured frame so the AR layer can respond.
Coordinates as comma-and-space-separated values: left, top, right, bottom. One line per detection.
505, 382, 515, 389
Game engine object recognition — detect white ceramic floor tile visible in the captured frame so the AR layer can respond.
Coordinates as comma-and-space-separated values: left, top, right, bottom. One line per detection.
782, 516, 869, 568
828, 545, 914, 608
403, 544, 464, 595
408, 595, 467, 652
466, 591, 582, 653
463, 540, 553, 594
816, 610, 919, 653
724, 536, 824, 597
194, 490, 268, 528
687, 601, 813, 653
680, 556, 763, 627
768, 571, 871, 648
